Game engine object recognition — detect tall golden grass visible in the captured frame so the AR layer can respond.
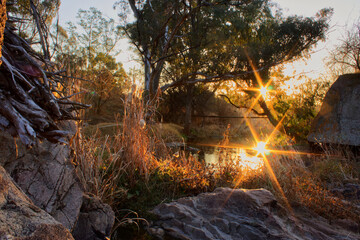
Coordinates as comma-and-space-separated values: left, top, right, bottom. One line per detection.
73, 87, 360, 237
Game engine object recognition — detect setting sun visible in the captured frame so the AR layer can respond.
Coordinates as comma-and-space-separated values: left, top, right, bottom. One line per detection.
253, 141, 269, 156
259, 86, 268, 96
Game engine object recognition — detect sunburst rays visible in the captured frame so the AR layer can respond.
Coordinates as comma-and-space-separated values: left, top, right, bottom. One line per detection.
194, 53, 328, 216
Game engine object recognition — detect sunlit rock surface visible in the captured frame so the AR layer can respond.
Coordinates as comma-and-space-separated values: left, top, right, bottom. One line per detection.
0, 166, 74, 239
0, 121, 114, 239
0, 122, 83, 230
308, 73, 360, 146
150, 187, 360, 240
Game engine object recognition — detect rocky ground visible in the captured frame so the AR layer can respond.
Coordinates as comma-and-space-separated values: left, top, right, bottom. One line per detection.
0, 122, 114, 240
150, 187, 360, 240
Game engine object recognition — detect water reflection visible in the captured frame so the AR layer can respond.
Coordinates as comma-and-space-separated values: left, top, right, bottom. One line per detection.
193, 145, 264, 171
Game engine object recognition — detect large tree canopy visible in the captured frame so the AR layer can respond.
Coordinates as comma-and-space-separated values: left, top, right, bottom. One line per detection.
123, 0, 331, 94
121, 0, 332, 134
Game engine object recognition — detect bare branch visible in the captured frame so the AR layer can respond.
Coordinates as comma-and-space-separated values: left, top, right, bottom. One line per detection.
219, 94, 267, 116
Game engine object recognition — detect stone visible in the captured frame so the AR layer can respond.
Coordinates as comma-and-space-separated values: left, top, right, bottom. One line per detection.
0, 120, 116, 238
331, 183, 360, 202
0, 128, 83, 230
72, 194, 115, 240
308, 73, 360, 146
151, 187, 360, 240
0, 165, 74, 240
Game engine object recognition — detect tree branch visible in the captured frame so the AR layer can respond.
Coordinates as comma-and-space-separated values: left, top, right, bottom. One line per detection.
219, 94, 266, 116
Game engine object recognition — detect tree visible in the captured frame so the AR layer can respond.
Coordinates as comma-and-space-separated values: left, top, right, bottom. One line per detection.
54, 8, 128, 114
272, 75, 330, 142
8, 0, 61, 59
119, 0, 188, 101
327, 21, 360, 74
85, 54, 127, 113
121, 0, 332, 133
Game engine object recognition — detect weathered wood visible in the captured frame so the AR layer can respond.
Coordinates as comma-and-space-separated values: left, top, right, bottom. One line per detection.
0, 7, 89, 147
0, 90, 36, 146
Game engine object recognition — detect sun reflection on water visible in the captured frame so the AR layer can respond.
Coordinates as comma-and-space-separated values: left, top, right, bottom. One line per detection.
237, 149, 264, 171
196, 144, 265, 172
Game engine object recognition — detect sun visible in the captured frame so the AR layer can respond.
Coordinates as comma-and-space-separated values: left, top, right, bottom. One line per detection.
259, 86, 268, 96
253, 141, 269, 156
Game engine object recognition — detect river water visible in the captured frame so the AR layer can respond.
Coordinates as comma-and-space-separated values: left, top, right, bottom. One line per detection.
190, 143, 265, 170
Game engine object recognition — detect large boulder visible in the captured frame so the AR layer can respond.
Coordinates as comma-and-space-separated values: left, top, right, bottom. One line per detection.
308, 73, 360, 146
72, 194, 115, 240
0, 122, 83, 230
0, 121, 115, 239
0, 165, 74, 239
150, 187, 360, 240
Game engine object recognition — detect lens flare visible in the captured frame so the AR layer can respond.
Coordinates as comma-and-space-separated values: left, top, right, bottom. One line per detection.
238, 150, 263, 171
259, 86, 268, 96
253, 141, 269, 156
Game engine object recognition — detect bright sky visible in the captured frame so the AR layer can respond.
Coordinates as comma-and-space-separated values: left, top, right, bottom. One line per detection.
58, 0, 360, 76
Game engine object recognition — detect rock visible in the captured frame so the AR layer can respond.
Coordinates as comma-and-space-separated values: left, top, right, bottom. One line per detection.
0, 165, 74, 240
0, 129, 83, 230
72, 194, 115, 240
332, 219, 359, 233
0, 121, 116, 238
151, 187, 360, 240
308, 73, 360, 146
331, 183, 360, 202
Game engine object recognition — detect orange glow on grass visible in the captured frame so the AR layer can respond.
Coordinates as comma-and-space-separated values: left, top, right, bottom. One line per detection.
229, 50, 294, 214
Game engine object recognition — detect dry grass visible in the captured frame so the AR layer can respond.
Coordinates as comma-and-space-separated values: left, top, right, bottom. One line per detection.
238, 147, 360, 223
148, 123, 184, 143
73, 89, 360, 238
73, 86, 165, 205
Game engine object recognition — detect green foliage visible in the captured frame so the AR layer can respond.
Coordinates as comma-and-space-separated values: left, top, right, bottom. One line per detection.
54, 8, 128, 115
273, 76, 330, 142
123, 0, 332, 134
124, 0, 332, 87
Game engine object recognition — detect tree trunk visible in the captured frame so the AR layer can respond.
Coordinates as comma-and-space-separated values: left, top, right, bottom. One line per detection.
0, 0, 6, 66
184, 84, 194, 135
258, 98, 280, 130
258, 97, 301, 140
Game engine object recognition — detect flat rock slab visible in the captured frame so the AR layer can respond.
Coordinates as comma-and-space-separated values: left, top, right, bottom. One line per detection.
308, 73, 360, 146
0, 165, 74, 239
151, 187, 360, 240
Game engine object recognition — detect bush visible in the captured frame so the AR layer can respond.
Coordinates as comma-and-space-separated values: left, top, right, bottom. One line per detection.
273, 78, 330, 142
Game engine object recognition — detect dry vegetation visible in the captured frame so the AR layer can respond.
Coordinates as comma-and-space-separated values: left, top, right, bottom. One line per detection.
73, 89, 360, 238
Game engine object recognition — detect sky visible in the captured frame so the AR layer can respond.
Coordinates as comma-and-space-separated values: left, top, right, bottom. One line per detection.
58, 0, 360, 77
